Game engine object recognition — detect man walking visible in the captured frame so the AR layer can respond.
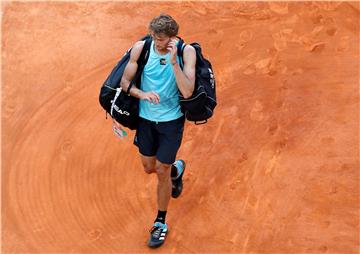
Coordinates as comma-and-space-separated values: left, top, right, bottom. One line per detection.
119, 14, 196, 248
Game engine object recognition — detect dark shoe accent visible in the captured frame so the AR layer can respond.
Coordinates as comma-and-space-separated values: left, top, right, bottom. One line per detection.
171, 160, 186, 198
147, 222, 168, 248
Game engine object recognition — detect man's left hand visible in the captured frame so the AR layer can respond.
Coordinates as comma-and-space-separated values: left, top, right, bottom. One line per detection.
167, 38, 178, 63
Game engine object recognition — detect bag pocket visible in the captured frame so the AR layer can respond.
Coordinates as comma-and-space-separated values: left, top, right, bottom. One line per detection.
185, 106, 213, 123
179, 85, 207, 112
111, 90, 139, 130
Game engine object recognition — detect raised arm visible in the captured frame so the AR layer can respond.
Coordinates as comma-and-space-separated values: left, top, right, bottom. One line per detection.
169, 43, 196, 99
120, 41, 160, 104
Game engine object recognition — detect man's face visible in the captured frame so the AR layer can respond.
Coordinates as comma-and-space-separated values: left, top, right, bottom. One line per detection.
151, 33, 172, 52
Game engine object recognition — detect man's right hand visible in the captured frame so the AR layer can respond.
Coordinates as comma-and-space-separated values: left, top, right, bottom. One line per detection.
140, 91, 160, 104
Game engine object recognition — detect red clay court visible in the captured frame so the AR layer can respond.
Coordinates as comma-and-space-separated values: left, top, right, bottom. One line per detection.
2, 1, 359, 253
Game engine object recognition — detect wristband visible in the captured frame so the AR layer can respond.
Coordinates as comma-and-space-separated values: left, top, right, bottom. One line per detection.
126, 83, 133, 94
171, 61, 178, 66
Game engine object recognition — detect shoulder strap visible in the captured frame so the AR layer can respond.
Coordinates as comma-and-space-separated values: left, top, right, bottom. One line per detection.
126, 36, 152, 93
139, 36, 152, 66
176, 37, 186, 70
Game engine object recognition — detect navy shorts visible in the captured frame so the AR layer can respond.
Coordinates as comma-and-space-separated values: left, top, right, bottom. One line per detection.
134, 116, 185, 164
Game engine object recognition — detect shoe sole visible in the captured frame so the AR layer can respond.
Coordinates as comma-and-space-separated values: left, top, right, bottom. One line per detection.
148, 242, 164, 248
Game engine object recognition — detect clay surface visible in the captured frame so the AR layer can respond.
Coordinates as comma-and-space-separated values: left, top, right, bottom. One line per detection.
2, 2, 359, 253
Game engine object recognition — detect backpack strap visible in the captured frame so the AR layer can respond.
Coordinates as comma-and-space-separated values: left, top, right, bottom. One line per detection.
126, 35, 152, 94
140, 35, 152, 66
176, 37, 186, 70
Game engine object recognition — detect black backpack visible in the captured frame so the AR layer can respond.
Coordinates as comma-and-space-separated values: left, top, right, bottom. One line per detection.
99, 36, 216, 128
99, 35, 152, 130
177, 39, 217, 124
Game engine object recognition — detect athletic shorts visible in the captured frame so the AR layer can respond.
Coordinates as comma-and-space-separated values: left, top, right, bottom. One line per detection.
134, 116, 185, 164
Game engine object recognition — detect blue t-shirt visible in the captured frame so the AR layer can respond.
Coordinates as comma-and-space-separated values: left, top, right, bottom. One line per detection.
139, 41, 183, 122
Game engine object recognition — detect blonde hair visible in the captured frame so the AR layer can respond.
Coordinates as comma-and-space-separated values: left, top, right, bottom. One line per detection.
149, 14, 179, 37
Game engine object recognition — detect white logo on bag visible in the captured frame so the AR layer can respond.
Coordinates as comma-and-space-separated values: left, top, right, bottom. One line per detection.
209, 68, 215, 89
113, 105, 130, 116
